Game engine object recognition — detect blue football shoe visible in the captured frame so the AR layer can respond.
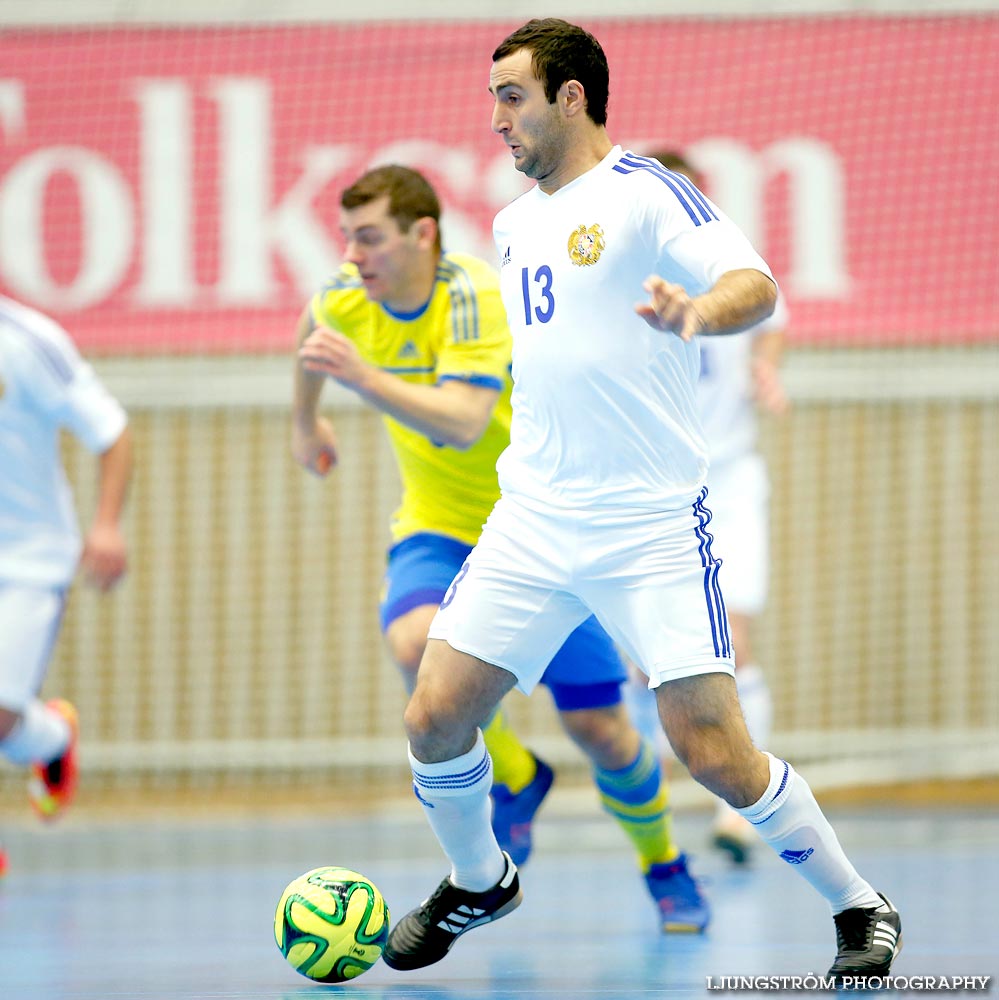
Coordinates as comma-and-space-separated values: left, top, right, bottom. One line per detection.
490, 755, 555, 866
644, 853, 710, 933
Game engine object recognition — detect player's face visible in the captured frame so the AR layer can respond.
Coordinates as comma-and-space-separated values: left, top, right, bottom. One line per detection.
490, 49, 567, 184
339, 196, 423, 306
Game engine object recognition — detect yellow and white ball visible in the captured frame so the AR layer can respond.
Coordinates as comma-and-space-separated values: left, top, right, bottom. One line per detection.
274, 866, 389, 983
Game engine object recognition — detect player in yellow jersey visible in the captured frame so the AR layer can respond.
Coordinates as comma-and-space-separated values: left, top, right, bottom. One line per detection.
291, 165, 707, 932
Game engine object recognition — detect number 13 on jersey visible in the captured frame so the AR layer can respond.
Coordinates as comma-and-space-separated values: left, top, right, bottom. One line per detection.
521, 265, 554, 325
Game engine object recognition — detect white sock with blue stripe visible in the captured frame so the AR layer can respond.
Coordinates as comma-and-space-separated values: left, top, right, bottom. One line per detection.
408, 729, 507, 892
737, 752, 883, 913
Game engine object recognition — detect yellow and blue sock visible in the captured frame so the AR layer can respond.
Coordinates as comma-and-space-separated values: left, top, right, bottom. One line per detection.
595, 740, 677, 872
482, 708, 537, 794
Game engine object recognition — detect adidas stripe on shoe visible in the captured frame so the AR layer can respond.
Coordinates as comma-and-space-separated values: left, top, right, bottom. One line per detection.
382, 852, 522, 971
828, 892, 902, 986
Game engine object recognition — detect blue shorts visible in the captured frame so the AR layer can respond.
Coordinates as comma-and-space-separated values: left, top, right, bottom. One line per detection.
381, 532, 625, 711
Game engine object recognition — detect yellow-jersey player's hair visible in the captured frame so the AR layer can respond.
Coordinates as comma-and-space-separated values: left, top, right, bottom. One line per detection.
311, 253, 512, 546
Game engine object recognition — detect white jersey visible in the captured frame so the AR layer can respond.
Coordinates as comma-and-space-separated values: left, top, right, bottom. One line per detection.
0, 296, 127, 587
493, 146, 774, 512
697, 292, 789, 466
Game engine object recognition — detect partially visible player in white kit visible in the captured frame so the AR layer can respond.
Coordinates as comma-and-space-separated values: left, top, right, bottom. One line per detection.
381, 19, 901, 986
0, 295, 132, 876
624, 149, 791, 864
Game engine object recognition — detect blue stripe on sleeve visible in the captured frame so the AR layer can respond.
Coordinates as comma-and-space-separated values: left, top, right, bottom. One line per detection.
613, 154, 718, 227
622, 154, 719, 224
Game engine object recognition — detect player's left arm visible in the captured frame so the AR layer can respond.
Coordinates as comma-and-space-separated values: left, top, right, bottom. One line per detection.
80, 425, 132, 592
637, 269, 776, 342
299, 325, 499, 450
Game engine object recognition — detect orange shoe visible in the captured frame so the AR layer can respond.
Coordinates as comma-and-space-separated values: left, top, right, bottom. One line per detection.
0, 844, 8, 878
28, 699, 79, 821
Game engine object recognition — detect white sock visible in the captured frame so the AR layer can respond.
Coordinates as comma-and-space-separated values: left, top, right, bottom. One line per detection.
737, 752, 883, 913
736, 664, 772, 746
408, 730, 506, 891
0, 699, 69, 766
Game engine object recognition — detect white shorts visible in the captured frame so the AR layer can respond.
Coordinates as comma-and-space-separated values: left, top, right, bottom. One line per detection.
0, 583, 66, 710
428, 492, 735, 692
705, 453, 770, 616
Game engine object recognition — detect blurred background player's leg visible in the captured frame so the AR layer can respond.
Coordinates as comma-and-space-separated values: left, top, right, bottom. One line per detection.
555, 694, 708, 933
483, 708, 553, 864
0, 585, 80, 850
622, 659, 672, 761
27, 699, 79, 821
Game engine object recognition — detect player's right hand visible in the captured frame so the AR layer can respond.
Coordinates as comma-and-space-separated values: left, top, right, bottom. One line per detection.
291, 416, 339, 477
80, 523, 128, 591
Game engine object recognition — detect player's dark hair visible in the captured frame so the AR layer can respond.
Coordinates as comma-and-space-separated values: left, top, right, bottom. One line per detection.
341, 165, 442, 250
493, 18, 609, 127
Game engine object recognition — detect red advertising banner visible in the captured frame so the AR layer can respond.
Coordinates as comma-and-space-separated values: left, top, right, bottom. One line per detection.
0, 16, 995, 352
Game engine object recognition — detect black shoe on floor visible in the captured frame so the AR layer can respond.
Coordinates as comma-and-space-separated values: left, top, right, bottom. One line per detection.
382, 852, 522, 971
828, 893, 902, 987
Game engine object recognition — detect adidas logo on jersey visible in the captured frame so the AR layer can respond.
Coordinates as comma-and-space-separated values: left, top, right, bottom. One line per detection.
501, 246, 511, 267
779, 847, 815, 864
398, 340, 420, 359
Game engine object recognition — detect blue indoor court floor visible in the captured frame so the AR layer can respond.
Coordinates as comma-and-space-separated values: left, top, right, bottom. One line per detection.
1, 794, 996, 1000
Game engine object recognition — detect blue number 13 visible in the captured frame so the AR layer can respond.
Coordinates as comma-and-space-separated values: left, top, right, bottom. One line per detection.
521, 265, 554, 325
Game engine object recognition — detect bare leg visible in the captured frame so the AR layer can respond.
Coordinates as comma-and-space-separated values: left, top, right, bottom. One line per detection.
405, 638, 518, 763
714, 612, 772, 858
658, 671, 882, 915
656, 671, 769, 806
384, 604, 438, 694
558, 702, 639, 770
560, 703, 677, 866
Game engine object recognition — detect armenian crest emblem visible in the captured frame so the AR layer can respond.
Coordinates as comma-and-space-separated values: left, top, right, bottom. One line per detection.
567, 223, 605, 266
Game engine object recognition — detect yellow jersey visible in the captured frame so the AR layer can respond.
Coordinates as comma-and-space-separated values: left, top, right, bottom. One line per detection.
310, 253, 512, 546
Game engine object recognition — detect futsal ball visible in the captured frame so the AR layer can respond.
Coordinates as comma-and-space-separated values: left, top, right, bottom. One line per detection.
274, 866, 390, 983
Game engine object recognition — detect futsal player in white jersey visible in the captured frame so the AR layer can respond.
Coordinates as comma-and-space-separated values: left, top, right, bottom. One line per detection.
383, 19, 901, 986
0, 295, 132, 875
623, 149, 791, 865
